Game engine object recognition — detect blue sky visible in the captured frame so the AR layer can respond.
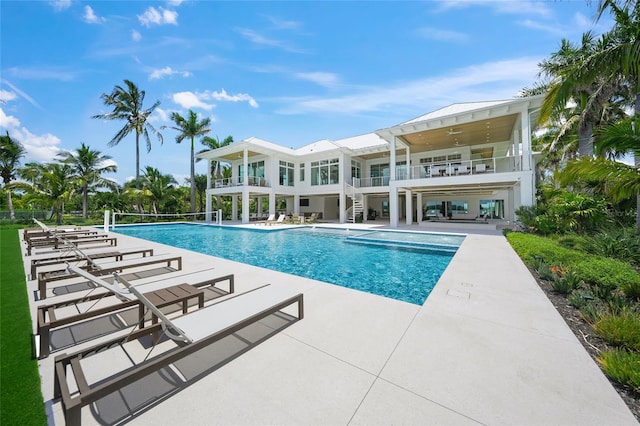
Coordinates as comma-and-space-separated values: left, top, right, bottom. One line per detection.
1, 0, 611, 185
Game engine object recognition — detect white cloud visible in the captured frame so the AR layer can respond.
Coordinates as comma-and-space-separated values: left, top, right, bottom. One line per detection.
415, 27, 468, 43
0, 90, 17, 104
138, 7, 178, 27
277, 57, 541, 115
131, 30, 142, 42
518, 19, 566, 36
172, 92, 215, 110
149, 66, 191, 80
436, 0, 551, 17
207, 89, 259, 108
266, 16, 303, 31
49, 0, 71, 12
83, 5, 105, 24
294, 72, 340, 88
236, 28, 308, 53
155, 107, 170, 122
167, 0, 185, 6
171, 89, 259, 110
1, 80, 42, 109
0, 107, 21, 128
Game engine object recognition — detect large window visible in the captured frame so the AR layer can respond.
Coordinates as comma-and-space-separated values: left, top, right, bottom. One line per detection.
480, 199, 504, 219
299, 163, 305, 182
450, 200, 468, 214
238, 160, 264, 184
311, 158, 339, 186
279, 161, 294, 186
370, 163, 389, 186
351, 160, 361, 180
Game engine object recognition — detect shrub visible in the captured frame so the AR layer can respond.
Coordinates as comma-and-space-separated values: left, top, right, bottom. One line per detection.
597, 349, 640, 393
536, 262, 555, 281
621, 281, 640, 301
593, 310, 640, 351
567, 290, 594, 309
550, 266, 582, 294
580, 300, 607, 324
581, 228, 640, 267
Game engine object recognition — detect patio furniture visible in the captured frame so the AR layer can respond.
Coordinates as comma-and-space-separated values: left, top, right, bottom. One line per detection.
26, 234, 117, 255
256, 213, 276, 225
270, 214, 286, 225
29, 247, 154, 280
475, 163, 486, 173
37, 254, 183, 300
36, 269, 234, 358
456, 165, 470, 175
54, 267, 303, 426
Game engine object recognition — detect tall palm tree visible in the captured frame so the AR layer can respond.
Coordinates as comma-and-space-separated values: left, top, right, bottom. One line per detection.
92, 80, 163, 181
139, 166, 178, 215
194, 173, 207, 213
199, 135, 233, 210
57, 143, 118, 219
161, 110, 211, 213
0, 131, 25, 219
19, 162, 75, 224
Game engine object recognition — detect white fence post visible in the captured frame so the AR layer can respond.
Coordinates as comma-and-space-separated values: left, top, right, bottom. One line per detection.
103, 210, 110, 233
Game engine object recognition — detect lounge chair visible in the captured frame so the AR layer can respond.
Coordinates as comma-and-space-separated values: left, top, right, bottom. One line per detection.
475, 163, 486, 173
36, 253, 183, 300
54, 267, 303, 426
456, 165, 470, 175
36, 268, 234, 358
256, 213, 275, 225
26, 233, 117, 255
269, 214, 286, 225
29, 247, 154, 280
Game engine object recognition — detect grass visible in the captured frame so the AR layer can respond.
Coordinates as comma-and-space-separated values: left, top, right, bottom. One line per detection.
0, 225, 47, 425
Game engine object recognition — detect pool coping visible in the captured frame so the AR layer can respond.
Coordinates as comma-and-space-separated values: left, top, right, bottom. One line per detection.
25, 224, 638, 425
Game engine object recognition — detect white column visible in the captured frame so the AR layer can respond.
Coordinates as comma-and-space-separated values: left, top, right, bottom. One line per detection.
363, 194, 369, 223
405, 147, 411, 179
257, 196, 263, 217
389, 185, 399, 228
232, 195, 238, 221
294, 194, 300, 215
416, 192, 423, 225
205, 190, 212, 222
389, 136, 397, 180
241, 187, 250, 223
521, 108, 532, 171
339, 191, 346, 223
405, 189, 413, 225
269, 192, 276, 215
243, 149, 249, 185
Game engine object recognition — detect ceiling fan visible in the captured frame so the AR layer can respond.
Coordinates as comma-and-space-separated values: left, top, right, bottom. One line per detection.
447, 128, 463, 136
453, 139, 468, 147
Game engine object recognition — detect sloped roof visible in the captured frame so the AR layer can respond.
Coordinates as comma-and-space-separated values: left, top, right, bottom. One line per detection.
401, 100, 514, 125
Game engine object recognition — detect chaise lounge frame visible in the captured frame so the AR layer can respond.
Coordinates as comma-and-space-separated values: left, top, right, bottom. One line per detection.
53, 268, 303, 426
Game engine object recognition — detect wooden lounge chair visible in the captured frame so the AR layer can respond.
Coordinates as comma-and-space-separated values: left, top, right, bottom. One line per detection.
255, 213, 275, 225
37, 253, 183, 300
26, 233, 117, 255
54, 268, 303, 426
36, 268, 234, 359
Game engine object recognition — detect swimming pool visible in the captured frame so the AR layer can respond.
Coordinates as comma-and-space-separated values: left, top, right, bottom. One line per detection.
113, 224, 464, 305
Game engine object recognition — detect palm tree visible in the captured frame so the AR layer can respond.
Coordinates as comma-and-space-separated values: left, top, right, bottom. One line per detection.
161, 110, 211, 213
57, 143, 118, 219
199, 135, 233, 210
19, 162, 75, 224
139, 166, 178, 215
92, 80, 163, 181
0, 131, 26, 219
194, 173, 207, 213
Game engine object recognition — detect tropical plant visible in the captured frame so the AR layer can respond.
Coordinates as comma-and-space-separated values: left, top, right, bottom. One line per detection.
18, 162, 75, 224
138, 166, 178, 215
56, 143, 118, 219
598, 349, 640, 393
0, 131, 26, 220
194, 173, 207, 213
92, 80, 163, 181
161, 110, 211, 213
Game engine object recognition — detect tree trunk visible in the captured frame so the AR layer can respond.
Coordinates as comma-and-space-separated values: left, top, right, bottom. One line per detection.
190, 138, 195, 214
6, 189, 15, 220
135, 132, 140, 182
82, 185, 88, 219
578, 121, 593, 157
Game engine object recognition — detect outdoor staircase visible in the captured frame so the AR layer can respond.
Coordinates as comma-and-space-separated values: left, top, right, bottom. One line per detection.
345, 182, 364, 223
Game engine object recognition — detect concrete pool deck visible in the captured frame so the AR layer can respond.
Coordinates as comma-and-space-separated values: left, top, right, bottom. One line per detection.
25, 223, 638, 425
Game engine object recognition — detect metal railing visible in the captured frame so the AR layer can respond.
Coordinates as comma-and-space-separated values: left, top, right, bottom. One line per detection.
213, 177, 270, 188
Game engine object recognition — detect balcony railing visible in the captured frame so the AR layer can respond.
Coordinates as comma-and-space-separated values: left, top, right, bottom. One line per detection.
356, 155, 521, 188
213, 177, 270, 188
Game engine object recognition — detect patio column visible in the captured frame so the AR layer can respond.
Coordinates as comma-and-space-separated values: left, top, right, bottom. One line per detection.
257, 196, 263, 217
405, 189, 413, 225
205, 160, 212, 222
243, 149, 249, 185
521, 108, 532, 171
241, 187, 250, 224
389, 184, 399, 228
231, 195, 238, 221
405, 147, 411, 179
363, 194, 369, 222
416, 192, 423, 225
339, 191, 346, 223
269, 192, 276, 216
389, 136, 397, 181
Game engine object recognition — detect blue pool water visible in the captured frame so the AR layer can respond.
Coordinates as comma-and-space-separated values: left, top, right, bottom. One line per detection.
112, 224, 464, 305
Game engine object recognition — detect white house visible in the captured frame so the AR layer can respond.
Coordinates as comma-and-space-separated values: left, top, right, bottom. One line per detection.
197, 95, 543, 228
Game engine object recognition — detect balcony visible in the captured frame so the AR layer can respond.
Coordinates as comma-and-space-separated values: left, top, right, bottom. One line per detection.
213, 177, 270, 188
355, 155, 522, 188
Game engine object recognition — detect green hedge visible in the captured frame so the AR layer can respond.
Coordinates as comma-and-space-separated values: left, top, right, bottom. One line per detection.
506, 232, 640, 292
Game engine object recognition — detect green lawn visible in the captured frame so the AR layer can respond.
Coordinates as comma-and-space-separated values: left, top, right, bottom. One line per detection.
0, 225, 47, 425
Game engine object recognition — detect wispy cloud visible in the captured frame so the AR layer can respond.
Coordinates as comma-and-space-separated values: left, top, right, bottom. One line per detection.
294, 72, 340, 88
171, 89, 259, 110
149, 66, 191, 80
131, 30, 142, 41
138, 6, 178, 27
518, 19, 566, 36
1, 79, 42, 109
0, 89, 17, 104
265, 15, 303, 31
436, 0, 552, 17
277, 57, 541, 116
83, 5, 105, 24
49, 0, 71, 12
167, 0, 185, 6
236, 28, 308, 53
4, 67, 76, 82
415, 27, 468, 43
